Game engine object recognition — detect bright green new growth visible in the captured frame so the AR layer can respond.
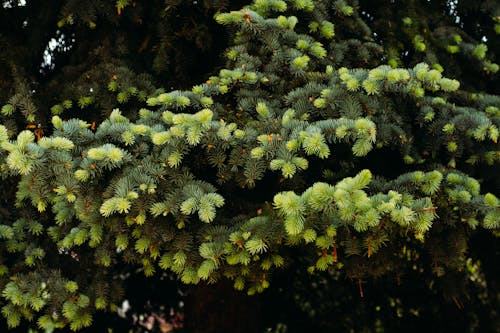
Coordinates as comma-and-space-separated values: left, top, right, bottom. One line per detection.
0, 0, 498, 330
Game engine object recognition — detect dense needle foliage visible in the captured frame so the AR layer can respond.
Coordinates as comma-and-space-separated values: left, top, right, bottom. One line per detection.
0, 0, 498, 332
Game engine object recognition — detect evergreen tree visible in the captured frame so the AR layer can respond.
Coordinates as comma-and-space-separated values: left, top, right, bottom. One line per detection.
0, 0, 498, 332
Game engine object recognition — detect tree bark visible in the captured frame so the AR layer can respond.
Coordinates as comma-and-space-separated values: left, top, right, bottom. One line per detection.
185, 280, 261, 333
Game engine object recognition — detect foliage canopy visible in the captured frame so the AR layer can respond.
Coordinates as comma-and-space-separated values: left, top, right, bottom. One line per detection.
0, 0, 499, 331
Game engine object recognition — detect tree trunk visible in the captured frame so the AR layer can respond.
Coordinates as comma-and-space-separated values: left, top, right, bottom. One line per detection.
185, 281, 261, 333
